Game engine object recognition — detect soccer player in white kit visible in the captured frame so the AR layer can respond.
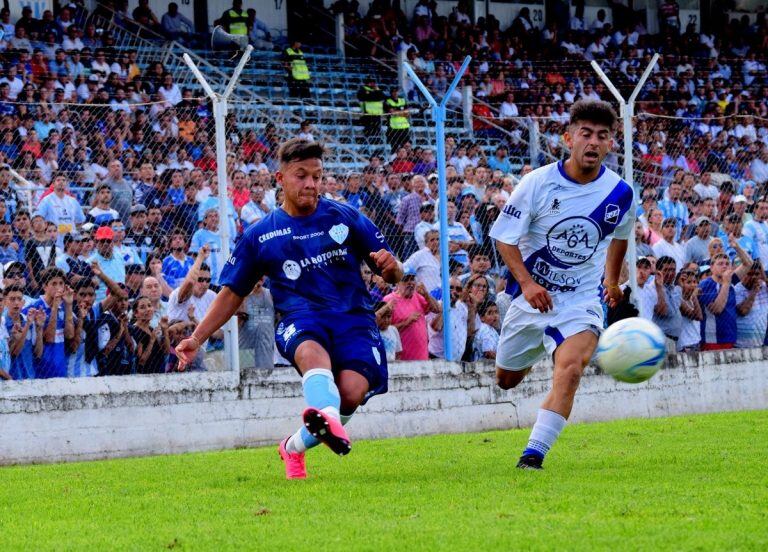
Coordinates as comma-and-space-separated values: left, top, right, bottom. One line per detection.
489, 101, 633, 469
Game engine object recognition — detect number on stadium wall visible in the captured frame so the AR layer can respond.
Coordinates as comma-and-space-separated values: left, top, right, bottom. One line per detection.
181, 0, 190, 4
532, 9, 543, 23
688, 14, 697, 25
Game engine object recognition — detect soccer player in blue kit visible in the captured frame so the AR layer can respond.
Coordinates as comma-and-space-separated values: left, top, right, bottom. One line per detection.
489, 101, 632, 470
175, 139, 403, 479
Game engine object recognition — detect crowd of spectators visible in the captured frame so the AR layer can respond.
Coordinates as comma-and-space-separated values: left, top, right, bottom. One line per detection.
0, 2, 767, 381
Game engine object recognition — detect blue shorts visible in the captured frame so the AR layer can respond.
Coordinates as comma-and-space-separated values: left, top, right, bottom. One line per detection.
275, 310, 388, 404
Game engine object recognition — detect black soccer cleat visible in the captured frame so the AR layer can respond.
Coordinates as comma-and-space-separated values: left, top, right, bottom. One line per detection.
516, 454, 544, 470
302, 407, 352, 456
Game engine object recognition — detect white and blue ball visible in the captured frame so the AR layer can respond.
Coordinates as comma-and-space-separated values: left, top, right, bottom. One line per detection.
596, 317, 666, 384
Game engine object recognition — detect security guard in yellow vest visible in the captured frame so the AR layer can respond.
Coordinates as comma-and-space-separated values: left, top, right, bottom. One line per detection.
357, 76, 387, 142
221, 0, 249, 36
384, 88, 411, 148
282, 40, 311, 98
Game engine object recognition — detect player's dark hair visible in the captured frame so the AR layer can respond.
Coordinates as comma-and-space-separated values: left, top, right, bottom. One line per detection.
569, 100, 618, 130
199, 263, 211, 273
278, 138, 325, 165
74, 279, 95, 292
3, 284, 25, 295
477, 300, 497, 317
655, 256, 676, 271
39, 267, 66, 287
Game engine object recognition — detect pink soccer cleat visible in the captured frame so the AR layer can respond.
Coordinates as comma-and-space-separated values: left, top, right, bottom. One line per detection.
278, 437, 307, 480
302, 407, 352, 456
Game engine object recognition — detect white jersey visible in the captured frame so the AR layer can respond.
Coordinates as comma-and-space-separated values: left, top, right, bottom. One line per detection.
489, 161, 634, 311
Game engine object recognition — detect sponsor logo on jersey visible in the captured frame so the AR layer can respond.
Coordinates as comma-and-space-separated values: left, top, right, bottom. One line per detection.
586, 309, 600, 318
546, 216, 601, 266
604, 204, 620, 224
258, 227, 292, 243
502, 204, 522, 219
550, 198, 561, 215
297, 247, 349, 268
282, 260, 302, 280
227, 255, 236, 265
292, 231, 324, 241
531, 259, 580, 291
280, 323, 297, 344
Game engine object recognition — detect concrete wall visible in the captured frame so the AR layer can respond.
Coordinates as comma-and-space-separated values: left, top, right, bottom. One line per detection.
1, 348, 767, 465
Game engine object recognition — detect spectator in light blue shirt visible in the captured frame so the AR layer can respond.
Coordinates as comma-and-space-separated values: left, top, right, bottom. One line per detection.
487, 146, 513, 175
657, 181, 689, 241
162, 229, 194, 288
87, 226, 126, 301
190, 208, 228, 286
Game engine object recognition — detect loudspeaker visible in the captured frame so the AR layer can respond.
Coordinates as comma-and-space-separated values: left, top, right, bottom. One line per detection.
211, 25, 249, 50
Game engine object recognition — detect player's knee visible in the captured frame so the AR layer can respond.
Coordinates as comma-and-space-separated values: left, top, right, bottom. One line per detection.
294, 341, 332, 370
556, 363, 583, 390
336, 370, 369, 411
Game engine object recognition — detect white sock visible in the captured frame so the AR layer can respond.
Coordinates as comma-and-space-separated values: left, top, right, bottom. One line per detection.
525, 408, 567, 458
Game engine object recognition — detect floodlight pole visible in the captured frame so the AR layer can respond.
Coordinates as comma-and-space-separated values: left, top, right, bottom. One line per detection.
591, 53, 659, 302
405, 56, 471, 361
183, 45, 253, 374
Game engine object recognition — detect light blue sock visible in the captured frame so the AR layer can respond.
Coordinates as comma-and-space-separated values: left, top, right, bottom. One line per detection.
285, 369, 342, 455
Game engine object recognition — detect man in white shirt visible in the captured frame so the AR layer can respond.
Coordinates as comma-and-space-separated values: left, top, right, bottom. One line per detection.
499, 92, 519, 119
426, 276, 475, 361
413, 203, 435, 250
653, 217, 686, 271
240, 184, 271, 227
635, 257, 658, 320
0, 65, 23, 100
166, 247, 220, 337
693, 172, 719, 202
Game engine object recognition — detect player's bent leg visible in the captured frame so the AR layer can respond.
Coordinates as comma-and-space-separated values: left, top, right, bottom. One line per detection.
282, 340, 345, 476
495, 366, 531, 390
543, 330, 598, 419
336, 369, 369, 415
303, 369, 366, 457
518, 330, 598, 470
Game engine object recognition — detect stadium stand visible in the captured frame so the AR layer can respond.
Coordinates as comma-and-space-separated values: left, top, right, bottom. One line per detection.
0, 1, 766, 380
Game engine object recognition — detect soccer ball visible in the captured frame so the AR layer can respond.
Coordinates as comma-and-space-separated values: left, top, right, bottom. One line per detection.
596, 318, 666, 383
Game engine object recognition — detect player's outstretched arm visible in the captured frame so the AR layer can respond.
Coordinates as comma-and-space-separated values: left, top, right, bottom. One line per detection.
370, 249, 403, 284
603, 239, 628, 308
175, 287, 245, 367
496, 241, 553, 313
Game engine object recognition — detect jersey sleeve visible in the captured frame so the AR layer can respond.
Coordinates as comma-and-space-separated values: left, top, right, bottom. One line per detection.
218, 232, 264, 297
612, 200, 635, 240
489, 172, 537, 246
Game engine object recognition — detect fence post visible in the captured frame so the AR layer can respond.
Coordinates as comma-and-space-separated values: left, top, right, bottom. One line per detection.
183, 45, 253, 375
335, 13, 345, 58
462, 85, 473, 135
404, 56, 471, 361
397, 49, 407, 95
591, 53, 659, 302
527, 116, 540, 167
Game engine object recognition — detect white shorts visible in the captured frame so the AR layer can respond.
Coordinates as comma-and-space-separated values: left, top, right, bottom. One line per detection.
496, 301, 604, 371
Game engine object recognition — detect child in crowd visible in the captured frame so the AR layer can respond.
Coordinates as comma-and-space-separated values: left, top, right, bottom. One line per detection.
376, 301, 403, 361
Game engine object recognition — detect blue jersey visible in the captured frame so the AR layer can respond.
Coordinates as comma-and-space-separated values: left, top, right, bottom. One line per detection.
3, 314, 36, 380
220, 198, 392, 315
24, 298, 68, 378
698, 276, 738, 345
190, 229, 225, 285
162, 254, 195, 288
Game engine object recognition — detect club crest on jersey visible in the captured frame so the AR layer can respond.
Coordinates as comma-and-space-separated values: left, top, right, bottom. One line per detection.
604, 204, 620, 224
282, 260, 301, 280
329, 224, 349, 244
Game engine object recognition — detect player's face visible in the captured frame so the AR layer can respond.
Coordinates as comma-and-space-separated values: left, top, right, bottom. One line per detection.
564, 121, 613, 173
277, 158, 323, 215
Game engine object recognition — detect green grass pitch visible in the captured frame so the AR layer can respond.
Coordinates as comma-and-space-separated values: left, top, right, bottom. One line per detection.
2, 410, 766, 550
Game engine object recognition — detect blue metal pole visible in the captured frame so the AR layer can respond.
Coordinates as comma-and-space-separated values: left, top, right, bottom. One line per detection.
434, 105, 453, 361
